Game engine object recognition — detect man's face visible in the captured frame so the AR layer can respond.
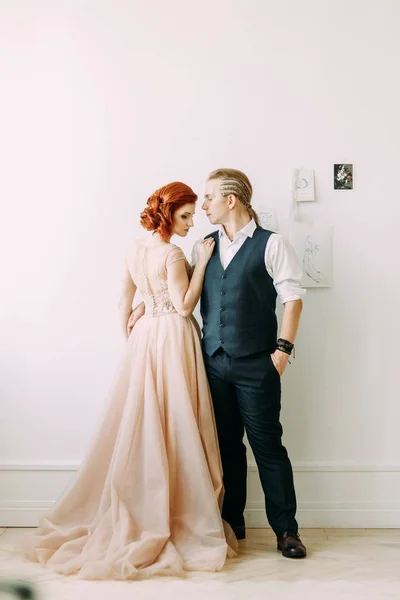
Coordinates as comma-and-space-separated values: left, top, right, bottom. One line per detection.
202, 178, 229, 225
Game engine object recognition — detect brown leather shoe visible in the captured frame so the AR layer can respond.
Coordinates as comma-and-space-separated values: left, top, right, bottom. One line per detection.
277, 531, 307, 558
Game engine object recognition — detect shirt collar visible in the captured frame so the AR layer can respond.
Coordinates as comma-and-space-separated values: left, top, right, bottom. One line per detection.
218, 218, 257, 241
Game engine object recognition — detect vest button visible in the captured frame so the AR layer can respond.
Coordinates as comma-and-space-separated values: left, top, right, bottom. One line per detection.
221, 291, 225, 295
220, 307, 225, 312
222, 274, 227, 279
220, 323, 224, 328
220, 340, 225, 344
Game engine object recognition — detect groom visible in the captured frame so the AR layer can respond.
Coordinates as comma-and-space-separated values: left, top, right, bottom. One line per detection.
196, 168, 306, 559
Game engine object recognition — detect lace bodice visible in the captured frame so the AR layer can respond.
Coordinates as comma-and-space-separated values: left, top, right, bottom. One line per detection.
140, 244, 190, 317
141, 247, 176, 316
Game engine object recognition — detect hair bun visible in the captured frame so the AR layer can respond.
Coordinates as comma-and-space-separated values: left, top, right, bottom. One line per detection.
140, 193, 162, 230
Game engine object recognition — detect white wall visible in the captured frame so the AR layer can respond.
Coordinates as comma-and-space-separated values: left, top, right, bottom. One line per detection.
1, 0, 399, 527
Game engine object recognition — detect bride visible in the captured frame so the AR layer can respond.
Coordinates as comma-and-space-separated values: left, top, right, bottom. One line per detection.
25, 181, 237, 580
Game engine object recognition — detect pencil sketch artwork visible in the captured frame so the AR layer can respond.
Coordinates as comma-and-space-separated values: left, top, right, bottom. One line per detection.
294, 168, 315, 202
289, 223, 333, 288
257, 208, 279, 232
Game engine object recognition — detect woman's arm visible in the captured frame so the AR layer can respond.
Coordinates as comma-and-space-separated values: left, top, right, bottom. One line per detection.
118, 262, 137, 338
167, 239, 214, 318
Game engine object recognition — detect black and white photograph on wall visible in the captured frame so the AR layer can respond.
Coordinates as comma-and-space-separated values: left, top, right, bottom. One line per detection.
334, 163, 353, 190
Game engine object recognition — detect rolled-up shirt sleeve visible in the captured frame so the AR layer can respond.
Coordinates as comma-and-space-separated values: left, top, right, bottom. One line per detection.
265, 234, 306, 304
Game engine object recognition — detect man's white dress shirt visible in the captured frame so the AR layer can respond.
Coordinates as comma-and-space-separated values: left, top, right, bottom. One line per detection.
192, 219, 305, 304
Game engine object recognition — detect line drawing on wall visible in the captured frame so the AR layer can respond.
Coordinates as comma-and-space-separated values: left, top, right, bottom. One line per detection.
303, 235, 324, 283
289, 223, 333, 288
257, 208, 279, 232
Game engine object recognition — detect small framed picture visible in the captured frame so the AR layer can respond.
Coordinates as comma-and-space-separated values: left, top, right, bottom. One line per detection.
334, 164, 353, 190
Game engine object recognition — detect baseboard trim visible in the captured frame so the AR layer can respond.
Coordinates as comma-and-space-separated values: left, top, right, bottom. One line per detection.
244, 501, 400, 528
1, 501, 400, 528
1, 463, 400, 527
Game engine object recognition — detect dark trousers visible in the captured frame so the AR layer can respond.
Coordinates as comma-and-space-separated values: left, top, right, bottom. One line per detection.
203, 347, 298, 535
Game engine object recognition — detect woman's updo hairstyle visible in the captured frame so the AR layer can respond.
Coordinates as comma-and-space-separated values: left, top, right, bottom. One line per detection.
140, 182, 197, 241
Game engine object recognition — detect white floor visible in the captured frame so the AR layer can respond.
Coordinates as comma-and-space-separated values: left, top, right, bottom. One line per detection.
1, 527, 399, 599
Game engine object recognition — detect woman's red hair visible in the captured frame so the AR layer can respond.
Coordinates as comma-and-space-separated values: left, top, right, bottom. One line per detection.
140, 182, 197, 240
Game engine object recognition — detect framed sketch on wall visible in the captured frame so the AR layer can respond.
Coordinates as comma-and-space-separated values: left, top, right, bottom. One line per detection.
289, 223, 333, 288
294, 167, 315, 202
